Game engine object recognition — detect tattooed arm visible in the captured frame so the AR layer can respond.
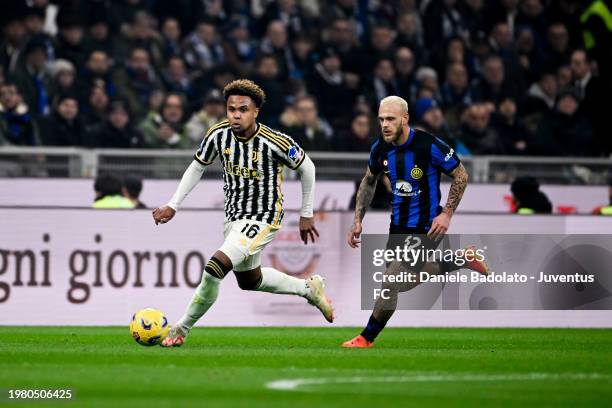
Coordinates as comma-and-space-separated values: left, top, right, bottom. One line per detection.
347, 167, 379, 248
442, 163, 469, 216
428, 163, 469, 239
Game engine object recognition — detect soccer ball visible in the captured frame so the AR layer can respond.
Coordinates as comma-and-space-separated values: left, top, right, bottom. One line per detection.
130, 308, 169, 346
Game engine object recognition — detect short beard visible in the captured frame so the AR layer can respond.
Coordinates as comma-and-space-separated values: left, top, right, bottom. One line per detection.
385, 123, 403, 144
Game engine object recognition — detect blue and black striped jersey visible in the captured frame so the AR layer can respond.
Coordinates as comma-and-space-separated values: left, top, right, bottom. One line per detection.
368, 128, 460, 231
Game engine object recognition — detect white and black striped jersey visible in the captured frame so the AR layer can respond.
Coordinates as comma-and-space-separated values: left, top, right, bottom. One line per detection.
194, 120, 306, 225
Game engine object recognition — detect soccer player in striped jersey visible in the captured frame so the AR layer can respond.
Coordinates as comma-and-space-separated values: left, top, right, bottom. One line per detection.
152, 80, 334, 347
343, 96, 488, 348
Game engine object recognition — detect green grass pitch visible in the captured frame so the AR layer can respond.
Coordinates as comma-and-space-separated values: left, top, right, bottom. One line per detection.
1, 327, 611, 407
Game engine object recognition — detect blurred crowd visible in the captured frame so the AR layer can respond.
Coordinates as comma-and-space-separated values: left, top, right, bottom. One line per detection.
0, 0, 611, 157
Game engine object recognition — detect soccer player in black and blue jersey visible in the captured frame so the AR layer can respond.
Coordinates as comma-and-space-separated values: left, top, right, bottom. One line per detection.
343, 96, 488, 348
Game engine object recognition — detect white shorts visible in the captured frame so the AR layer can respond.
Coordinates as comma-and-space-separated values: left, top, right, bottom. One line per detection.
219, 219, 280, 272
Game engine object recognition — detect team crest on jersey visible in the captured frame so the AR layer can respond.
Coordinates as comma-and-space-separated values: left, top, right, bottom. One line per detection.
251, 150, 260, 162
410, 166, 423, 180
223, 148, 232, 155
394, 179, 420, 197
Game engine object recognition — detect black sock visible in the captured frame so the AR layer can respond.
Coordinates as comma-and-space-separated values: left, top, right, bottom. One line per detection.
360, 315, 386, 342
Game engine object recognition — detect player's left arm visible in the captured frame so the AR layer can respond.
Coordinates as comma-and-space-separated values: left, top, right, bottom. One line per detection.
429, 163, 468, 239
295, 153, 319, 245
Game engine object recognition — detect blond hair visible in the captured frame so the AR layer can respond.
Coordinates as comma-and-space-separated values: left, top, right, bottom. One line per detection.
380, 96, 409, 114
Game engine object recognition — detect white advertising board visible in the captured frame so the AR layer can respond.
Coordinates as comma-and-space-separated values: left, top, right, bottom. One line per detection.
1, 209, 611, 327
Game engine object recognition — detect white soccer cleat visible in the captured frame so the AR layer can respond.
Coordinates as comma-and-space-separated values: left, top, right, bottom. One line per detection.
160, 325, 188, 347
305, 275, 334, 323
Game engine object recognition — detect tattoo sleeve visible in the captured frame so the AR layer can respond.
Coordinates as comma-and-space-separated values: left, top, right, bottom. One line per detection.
354, 167, 379, 223
443, 163, 468, 216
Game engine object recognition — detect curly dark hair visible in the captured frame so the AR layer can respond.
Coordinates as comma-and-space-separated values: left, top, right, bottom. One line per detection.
223, 79, 266, 108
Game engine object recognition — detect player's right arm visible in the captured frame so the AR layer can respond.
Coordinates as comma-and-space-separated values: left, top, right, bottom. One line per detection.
348, 167, 379, 248
348, 138, 384, 247
152, 125, 221, 225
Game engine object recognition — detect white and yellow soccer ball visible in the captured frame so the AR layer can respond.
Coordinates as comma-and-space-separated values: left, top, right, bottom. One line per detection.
130, 308, 170, 346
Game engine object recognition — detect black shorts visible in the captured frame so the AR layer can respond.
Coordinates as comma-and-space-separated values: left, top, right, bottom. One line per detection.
385, 225, 443, 270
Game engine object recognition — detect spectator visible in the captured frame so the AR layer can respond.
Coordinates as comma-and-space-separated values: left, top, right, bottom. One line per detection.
524, 71, 558, 116
183, 20, 226, 72
85, 12, 116, 57
23, 6, 54, 59
396, 12, 424, 53
12, 36, 51, 116
579, 0, 612, 88
281, 95, 333, 151
367, 58, 401, 109
457, 103, 504, 154
0, 82, 40, 146
291, 35, 316, 80
394, 47, 416, 101
252, 54, 287, 127
185, 89, 225, 143
483, 0, 520, 35
77, 50, 117, 106
470, 55, 519, 104
338, 113, 373, 152
510, 176, 552, 214
114, 47, 163, 119
422, 0, 468, 51
533, 89, 594, 156
0, 16, 27, 74
160, 17, 182, 59
307, 47, 356, 128
524, 71, 557, 134
55, 12, 88, 67
440, 62, 473, 129
82, 84, 110, 127
323, 18, 365, 78
93, 174, 135, 209
39, 93, 85, 146
118, 11, 164, 71
516, 26, 544, 84
491, 97, 532, 155
570, 49, 608, 155
545, 22, 571, 72
365, 25, 397, 72
259, 20, 296, 81
87, 99, 144, 148
122, 176, 147, 209
139, 92, 190, 149
47, 59, 76, 102
259, 0, 312, 39
413, 66, 440, 101
225, 16, 258, 69
414, 96, 466, 154
162, 56, 195, 101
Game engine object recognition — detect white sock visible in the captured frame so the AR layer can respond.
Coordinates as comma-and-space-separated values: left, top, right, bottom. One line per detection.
256, 267, 308, 297
177, 272, 221, 331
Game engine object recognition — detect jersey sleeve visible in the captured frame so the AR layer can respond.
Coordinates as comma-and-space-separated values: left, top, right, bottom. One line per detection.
431, 137, 460, 176
368, 139, 384, 175
266, 130, 306, 170
194, 130, 219, 165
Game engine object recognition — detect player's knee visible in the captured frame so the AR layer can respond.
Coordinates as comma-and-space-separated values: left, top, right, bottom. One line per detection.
235, 271, 262, 291
204, 256, 231, 280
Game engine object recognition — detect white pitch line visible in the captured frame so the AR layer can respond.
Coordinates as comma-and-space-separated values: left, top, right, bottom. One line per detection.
266, 373, 611, 391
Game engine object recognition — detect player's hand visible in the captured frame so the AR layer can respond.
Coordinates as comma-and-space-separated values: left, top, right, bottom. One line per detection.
347, 221, 362, 248
152, 206, 176, 225
428, 211, 451, 241
299, 216, 319, 245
